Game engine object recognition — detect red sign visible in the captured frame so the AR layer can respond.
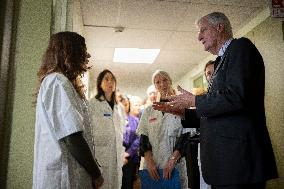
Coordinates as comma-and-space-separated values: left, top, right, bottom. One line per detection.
271, 0, 284, 18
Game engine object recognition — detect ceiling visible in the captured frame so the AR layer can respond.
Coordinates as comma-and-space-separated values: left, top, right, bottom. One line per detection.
79, 0, 268, 97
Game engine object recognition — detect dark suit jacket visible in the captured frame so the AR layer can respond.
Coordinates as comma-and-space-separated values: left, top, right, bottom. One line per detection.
190, 37, 278, 185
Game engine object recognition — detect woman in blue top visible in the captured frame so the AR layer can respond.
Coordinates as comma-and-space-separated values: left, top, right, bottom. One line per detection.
121, 95, 140, 189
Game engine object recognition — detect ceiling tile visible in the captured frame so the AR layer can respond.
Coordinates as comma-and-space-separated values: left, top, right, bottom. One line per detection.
80, 0, 268, 97
84, 27, 173, 48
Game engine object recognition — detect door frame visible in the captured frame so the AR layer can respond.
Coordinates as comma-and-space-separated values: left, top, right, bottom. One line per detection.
0, 0, 19, 187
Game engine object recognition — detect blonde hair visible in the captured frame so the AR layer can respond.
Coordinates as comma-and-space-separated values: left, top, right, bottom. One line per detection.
152, 70, 175, 98
152, 70, 172, 85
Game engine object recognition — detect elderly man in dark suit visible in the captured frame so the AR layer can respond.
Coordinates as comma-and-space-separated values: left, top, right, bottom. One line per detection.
153, 12, 278, 189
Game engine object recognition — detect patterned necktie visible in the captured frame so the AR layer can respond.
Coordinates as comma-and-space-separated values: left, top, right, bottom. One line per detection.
207, 56, 221, 93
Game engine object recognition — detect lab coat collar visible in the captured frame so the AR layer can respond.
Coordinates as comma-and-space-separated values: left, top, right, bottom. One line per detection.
98, 96, 117, 112
153, 107, 170, 120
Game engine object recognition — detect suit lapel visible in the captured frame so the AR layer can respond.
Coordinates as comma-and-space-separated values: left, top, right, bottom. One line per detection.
208, 39, 235, 92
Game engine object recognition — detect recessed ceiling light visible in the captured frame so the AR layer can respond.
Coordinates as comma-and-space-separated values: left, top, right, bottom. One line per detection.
113, 48, 160, 64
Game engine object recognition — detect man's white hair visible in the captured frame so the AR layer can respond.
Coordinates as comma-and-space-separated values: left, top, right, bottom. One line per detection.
197, 12, 233, 38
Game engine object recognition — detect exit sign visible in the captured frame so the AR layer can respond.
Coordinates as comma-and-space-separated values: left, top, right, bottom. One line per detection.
271, 0, 284, 18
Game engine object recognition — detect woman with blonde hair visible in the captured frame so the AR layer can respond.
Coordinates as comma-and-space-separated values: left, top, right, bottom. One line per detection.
137, 70, 194, 189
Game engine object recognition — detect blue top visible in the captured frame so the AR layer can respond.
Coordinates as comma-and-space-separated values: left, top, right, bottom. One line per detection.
123, 115, 140, 163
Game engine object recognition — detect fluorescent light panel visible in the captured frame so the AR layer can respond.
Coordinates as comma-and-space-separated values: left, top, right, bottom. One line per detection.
113, 48, 160, 64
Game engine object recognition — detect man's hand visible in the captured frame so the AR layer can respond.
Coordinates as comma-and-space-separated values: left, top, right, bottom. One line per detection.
152, 85, 195, 116
92, 175, 104, 189
168, 85, 195, 107
152, 101, 185, 117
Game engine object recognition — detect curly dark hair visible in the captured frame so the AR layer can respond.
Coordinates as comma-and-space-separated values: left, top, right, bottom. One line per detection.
34, 31, 91, 104
95, 69, 117, 104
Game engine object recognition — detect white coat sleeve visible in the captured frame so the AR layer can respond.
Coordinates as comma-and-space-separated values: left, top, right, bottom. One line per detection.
136, 107, 150, 136
41, 77, 83, 140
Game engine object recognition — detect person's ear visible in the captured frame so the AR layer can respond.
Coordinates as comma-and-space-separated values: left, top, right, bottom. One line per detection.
216, 23, 224, 33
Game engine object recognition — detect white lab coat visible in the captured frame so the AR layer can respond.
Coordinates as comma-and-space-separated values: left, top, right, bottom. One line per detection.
33, 73, 93, 189
137, 105, 194, 189
89, 97, 125, 189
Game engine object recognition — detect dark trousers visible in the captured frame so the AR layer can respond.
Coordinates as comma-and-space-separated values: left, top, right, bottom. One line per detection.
212, 182, 266, 189
122, 158, 139, 189
185, 141, 200, 189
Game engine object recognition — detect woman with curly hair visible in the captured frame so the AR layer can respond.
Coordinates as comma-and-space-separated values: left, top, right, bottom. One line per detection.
33, 31, 103, 189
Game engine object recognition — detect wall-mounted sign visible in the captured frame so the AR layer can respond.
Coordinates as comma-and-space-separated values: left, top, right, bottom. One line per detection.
271, 0, 284, 18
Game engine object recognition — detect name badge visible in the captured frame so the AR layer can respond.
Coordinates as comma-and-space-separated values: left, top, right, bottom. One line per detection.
149, 117, 157, 123
104, 113, 111, 117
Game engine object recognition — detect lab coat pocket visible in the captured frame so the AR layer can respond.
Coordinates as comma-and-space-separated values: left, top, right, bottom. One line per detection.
168, 125, 182, 137
96, 146, 110, 166
167, 117, 182, 137
94, 133, 115, 166
167, 126, 181, 137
